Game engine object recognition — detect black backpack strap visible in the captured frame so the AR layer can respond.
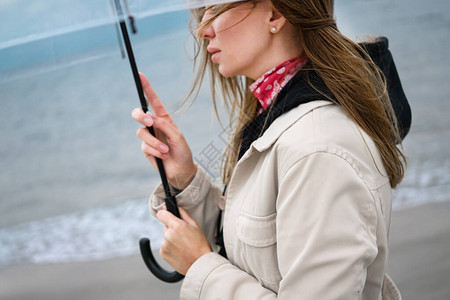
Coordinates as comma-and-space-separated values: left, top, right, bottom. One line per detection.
215, 186, 228, 259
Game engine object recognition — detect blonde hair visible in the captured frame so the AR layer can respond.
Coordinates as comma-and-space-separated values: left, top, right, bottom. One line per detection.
188, 0, 406, 188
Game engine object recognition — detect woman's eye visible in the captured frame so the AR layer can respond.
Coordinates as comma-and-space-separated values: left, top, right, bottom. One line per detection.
206, 5, 219, 14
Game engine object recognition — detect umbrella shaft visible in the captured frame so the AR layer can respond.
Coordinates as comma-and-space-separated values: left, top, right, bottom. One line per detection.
118, 19, 173, 199
119, 22, 147, 110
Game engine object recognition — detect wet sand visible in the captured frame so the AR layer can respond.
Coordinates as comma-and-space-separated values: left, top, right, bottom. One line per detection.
388, 201, 450, 300
1, 201, 450, 300
0, 250, 182, 300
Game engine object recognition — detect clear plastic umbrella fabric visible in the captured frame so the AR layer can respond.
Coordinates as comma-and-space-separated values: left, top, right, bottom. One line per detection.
0, 0, 239, 268
0, 0, 242, 82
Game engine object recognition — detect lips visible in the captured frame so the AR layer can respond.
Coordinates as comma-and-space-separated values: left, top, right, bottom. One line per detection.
207, 46, 221, 63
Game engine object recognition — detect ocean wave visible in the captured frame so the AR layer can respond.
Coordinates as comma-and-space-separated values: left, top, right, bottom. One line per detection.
0, 199, 163, 268
393, 160, 450, 210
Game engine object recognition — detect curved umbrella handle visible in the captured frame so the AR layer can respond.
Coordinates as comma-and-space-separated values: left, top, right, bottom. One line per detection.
139, 238, 184, 283
139, 195, 184, 283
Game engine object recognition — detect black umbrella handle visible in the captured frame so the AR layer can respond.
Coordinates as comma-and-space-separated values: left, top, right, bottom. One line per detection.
139, 238, 184, 283
113, 0, 184, 283
139, 196, 184, 283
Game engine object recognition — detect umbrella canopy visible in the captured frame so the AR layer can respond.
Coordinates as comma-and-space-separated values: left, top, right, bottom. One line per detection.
1, 0, 244, 284
0, 0, 242, 82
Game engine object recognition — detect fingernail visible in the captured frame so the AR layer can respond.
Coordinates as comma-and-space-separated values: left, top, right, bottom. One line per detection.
143, 117, 153, 126
159, 144, 169, 153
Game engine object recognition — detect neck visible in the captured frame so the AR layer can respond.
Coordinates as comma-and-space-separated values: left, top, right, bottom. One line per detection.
248, 26, 303, 80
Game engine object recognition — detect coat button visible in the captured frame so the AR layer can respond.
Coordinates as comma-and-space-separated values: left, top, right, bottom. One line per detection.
218, 195, 226, 210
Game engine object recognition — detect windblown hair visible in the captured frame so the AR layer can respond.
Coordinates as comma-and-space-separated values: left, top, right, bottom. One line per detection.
188, 0, 406, 188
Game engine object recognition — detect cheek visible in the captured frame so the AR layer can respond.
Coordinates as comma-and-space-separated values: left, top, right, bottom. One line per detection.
240, 32, 270, 59
237, 21, 270, 48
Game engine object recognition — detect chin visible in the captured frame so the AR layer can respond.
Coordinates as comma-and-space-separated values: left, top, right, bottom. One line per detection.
218, 66, 241, 78
218, 66, 231, 78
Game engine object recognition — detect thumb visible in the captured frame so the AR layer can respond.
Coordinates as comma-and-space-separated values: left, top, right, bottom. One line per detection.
178, 207, 198, 228
156, 209, 180, 228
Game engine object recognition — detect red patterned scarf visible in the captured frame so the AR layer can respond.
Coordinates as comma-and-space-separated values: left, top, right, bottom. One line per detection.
250, 56, 308, 115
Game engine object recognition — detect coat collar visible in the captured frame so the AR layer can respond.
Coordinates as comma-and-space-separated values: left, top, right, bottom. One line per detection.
240, 100, 333, 160
238, 68, 336, 161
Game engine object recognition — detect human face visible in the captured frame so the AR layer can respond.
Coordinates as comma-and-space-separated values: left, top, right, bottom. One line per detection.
198, 1, 274, 79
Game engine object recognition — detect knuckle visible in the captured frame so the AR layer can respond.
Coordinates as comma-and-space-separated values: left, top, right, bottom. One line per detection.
136, 127, 143, 137
172, 221, 185, 231
140, 141, 147, 152
171, 222, 180, 231
160, 239, 171, 254
159, 246, 167, 258
175, 131, 183, 141
168, 125, 182, 140
166, 228, 176, 241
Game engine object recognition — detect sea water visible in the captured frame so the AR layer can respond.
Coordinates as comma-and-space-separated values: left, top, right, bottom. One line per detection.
1, 0, 449, 268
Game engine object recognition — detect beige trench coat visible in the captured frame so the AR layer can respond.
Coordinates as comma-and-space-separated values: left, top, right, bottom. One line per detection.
150, 101, 402, 300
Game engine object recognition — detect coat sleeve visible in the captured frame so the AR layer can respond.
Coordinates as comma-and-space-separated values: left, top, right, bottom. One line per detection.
275, 152, 379, 299
149, 164, 223, 251
180, 152, 379, 300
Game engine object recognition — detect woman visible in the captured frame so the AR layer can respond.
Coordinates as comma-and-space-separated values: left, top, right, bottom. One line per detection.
132, 0, 407, 299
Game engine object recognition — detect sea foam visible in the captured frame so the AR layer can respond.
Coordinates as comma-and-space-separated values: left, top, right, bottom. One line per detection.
0, 199, 163, 268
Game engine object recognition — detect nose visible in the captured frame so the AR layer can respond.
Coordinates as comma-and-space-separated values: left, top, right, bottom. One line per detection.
197, 17, 215, 40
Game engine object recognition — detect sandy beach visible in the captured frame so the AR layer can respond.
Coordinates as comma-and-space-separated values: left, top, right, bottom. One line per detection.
0, 250, 182, 300
388, 201, 450, 300
1, 201, 449, 300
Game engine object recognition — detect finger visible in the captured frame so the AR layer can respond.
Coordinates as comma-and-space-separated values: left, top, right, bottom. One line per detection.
137, 128, 170, 154
151, 116, 183, 144
141, 141, 168, 160
178, 207, 199, 228
139, 73, 173, 122
145, 154, 157, 169
163, 226, 177, 244
135, 113, 181, 149
160, 239, 175, 258
131, 107, 154, 127
156, 209, 181, 228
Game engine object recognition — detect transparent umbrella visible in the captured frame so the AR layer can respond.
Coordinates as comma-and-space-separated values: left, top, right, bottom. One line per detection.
0, 0, 242, 283
0, 0, 240, 81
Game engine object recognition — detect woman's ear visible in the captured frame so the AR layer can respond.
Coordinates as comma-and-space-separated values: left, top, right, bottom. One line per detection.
268, 7, 287, 33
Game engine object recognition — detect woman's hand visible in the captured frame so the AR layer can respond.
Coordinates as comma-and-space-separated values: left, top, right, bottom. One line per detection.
132, 73, 197, 190
157, 207, 212, 275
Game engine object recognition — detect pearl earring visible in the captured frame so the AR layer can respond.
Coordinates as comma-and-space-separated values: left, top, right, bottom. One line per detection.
271, 26, 277, 33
